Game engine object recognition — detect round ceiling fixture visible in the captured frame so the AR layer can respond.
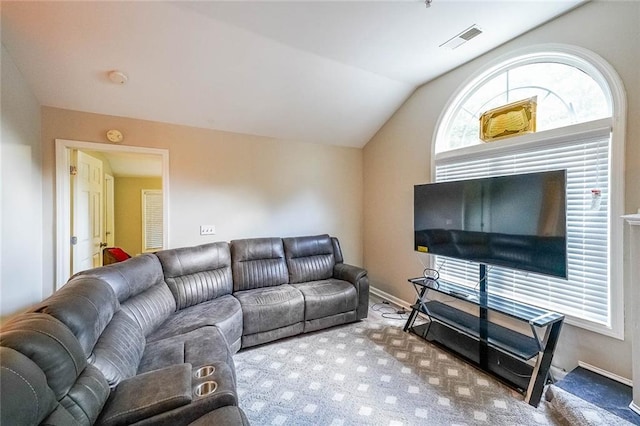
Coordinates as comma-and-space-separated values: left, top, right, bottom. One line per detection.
108, 70, 128, 85
106, 129, 124, 143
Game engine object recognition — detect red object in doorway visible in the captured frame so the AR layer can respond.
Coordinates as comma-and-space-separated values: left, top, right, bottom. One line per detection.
103, 247, 131, 265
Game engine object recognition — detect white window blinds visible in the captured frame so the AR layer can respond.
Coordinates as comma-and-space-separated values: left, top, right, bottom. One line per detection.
434, 122, 611, 327
142, 190, 163, 252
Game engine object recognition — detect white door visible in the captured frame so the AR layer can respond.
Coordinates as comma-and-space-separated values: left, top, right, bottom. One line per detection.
104, 173, 115, 247
72, 151, 104, 273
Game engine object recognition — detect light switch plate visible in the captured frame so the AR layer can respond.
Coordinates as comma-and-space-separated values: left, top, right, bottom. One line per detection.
200, 225, 216, 235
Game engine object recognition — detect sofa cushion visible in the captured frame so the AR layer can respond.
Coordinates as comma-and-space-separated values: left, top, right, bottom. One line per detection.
91, 311, 145, 388
283, 234, 335, 284
59, 364, 111, 425
147, 295, 243, 353
42, 405, 83, 425
231, 237, 289, 291
156, 242, 233, 310
0, 347, 58, 426
120, 283, 176, 337
233, 285, 304, 335
0, 313, 111, 425
33, 276, 119, 357
0, 313, 88, 399
292, 279, 358, 321
76, 253, 165, 303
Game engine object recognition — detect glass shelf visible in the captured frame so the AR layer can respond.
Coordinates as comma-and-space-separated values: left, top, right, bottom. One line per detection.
408, 277, 564, 327
405, 275, 565, 407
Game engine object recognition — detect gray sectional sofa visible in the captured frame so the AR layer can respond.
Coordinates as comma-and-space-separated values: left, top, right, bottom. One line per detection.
0, 234, 369, 426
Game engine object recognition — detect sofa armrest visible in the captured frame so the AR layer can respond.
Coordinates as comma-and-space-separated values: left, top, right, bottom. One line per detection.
97, 363, 193, 426
333, 263, 366, 284
333, 263, 369, 320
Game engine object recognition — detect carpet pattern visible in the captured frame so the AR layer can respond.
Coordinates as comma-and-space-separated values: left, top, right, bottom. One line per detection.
234, 306, 564, 425
545, 386, 636, 426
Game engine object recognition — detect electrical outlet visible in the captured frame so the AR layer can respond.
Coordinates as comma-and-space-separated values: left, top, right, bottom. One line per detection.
200, 225, 216, 235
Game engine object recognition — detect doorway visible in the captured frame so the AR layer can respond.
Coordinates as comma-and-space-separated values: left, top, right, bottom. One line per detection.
55, 139, 169, 289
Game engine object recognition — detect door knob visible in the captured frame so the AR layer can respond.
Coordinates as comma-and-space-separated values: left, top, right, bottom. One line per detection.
100, 242, 108, 248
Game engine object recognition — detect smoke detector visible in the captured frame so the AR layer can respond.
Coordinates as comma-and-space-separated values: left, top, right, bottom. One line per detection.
108, 70, 128, 85
440, 25, 483, 50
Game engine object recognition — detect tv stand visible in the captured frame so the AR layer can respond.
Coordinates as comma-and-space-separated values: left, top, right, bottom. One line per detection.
403, 274, 564, 407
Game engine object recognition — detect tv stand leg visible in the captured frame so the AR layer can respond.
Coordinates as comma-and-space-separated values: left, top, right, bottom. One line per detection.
403, 308, 420, 332
525, 320, 563, 406
403, 286, 428, 332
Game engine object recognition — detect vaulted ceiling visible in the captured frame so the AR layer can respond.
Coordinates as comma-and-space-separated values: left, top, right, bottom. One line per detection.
1, 1, 583, 148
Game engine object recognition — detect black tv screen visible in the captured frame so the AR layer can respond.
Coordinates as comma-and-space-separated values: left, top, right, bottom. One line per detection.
414, 170, 567, 278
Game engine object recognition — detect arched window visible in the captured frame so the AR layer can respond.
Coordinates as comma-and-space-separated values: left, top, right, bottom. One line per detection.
433, 45, 626, 338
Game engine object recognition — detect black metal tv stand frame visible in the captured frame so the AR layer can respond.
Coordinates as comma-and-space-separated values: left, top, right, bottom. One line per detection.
403, 265, 564, 407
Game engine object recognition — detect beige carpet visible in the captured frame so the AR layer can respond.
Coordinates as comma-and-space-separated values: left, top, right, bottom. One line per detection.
234, 298, 581, 425
544, 385, 635, 426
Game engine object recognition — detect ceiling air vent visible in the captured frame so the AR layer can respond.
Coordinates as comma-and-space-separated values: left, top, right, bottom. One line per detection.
439, 25, 483, 50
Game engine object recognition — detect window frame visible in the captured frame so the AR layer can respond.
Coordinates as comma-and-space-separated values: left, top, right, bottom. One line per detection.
431, 44, 626, 339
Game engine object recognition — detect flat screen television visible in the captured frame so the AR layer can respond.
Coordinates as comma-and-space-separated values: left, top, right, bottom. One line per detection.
414, 170, 567, 279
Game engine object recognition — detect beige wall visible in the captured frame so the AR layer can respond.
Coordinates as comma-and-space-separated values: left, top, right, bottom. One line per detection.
363, 1, 640, 379
1, 45, 43, 319
41, 107, 363, 297
114, 176, 162, 256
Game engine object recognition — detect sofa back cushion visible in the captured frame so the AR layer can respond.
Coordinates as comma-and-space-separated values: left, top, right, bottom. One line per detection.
90, 311, 145, 388
331, 237, 344, 264
231, 238, 289, 291
283, 234, 336, 284
59, 364, 111, 425
0, 313, 110, 425
33, 276, 119, 358
0, 346, 58, 426
120, 283, 176, 336
75, 254, 165, 303
0, 313, 87, 399
156, 242, 233, 310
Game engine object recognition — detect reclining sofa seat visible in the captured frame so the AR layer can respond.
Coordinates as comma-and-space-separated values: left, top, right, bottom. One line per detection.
231, 234, 369, 348
231, 237, 305, 348
152, 242, 244, 354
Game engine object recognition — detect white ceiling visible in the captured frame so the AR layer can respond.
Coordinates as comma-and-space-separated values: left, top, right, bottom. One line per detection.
1, 1, 583, 148
85, 151, 163, 178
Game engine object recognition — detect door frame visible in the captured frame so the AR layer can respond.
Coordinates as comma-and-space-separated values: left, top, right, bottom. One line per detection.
104, 173, 115, 247
55, 139, 170, 289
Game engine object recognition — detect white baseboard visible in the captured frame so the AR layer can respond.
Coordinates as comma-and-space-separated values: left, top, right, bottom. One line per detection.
550, 365, 568, 382
370, 286, 412, 310
578, 361, 633, 387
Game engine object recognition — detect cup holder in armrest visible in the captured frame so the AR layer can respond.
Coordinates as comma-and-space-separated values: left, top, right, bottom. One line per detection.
194, 365, 215, 378
194, 381, 218, 397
